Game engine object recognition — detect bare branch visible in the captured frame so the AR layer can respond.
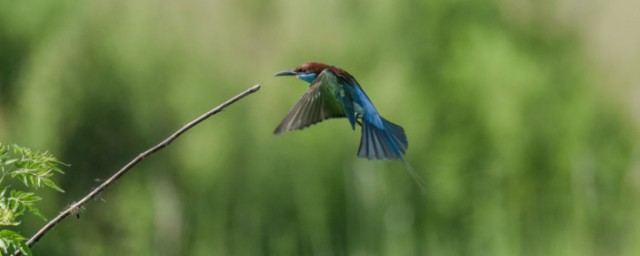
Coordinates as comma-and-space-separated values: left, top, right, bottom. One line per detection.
16, 84, 261, 255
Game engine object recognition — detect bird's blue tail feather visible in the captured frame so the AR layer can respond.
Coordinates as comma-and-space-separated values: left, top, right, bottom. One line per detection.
358, 118, 426, 192
400, 157, 427, 193
357, 117, 407, 160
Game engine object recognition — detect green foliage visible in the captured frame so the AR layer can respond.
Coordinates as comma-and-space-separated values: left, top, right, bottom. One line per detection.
0, 230, 31, 256
0, 144, 65, 256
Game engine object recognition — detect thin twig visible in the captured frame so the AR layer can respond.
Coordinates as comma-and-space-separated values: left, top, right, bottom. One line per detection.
17, 84, 260, 255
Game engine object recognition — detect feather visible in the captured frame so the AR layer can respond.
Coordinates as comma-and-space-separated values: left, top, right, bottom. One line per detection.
274, 69, 347, 134
357, 118, 408, 160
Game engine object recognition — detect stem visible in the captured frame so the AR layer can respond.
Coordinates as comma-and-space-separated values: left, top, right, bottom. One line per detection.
17, 84, 260, 255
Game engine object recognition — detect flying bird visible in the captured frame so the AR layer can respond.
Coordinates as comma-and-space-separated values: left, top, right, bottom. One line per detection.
274, 62, 425, 190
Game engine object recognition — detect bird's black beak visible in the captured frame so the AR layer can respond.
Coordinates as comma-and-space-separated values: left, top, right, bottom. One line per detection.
274, 70, 297, 77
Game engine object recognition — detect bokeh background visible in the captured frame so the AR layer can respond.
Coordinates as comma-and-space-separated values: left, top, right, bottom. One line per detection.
1, 0, 639, 255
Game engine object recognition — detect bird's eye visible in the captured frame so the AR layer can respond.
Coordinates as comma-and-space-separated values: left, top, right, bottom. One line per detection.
299, 68, 308, 73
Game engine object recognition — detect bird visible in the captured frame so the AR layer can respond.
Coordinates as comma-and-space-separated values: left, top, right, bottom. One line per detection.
274, 62, 425, 190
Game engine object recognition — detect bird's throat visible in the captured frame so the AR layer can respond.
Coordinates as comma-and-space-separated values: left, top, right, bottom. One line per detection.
297, 73, 318, 83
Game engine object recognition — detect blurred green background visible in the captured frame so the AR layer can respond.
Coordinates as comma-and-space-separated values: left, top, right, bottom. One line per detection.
1, 0, 639, 255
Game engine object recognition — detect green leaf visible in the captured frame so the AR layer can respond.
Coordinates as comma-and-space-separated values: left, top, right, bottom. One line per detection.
42, 179, 64, 193
19, 241, 32, 256
0, 229, 30, 255
3, 159, 17, 166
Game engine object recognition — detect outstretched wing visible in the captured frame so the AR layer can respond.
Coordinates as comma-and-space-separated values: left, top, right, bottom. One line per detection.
274, 69, 346, 134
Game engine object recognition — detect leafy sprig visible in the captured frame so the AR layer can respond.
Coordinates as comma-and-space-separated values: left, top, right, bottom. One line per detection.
0, 144, 66, 256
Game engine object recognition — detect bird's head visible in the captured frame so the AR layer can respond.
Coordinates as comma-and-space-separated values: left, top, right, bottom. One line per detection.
274, 62, 331, 83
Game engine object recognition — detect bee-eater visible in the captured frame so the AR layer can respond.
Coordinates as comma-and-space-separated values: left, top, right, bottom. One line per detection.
274, 62, 425, 190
